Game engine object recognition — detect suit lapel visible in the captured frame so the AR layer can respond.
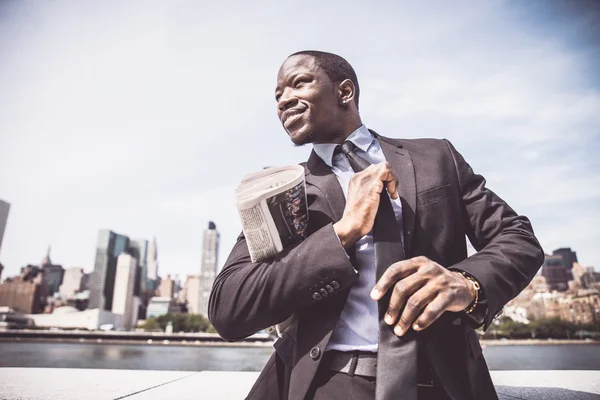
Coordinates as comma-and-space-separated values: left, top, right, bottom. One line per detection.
375, 133, 417, 257
305, 150, 346, 222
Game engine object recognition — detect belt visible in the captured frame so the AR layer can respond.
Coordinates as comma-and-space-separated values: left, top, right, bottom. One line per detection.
327, 350, 377, 378
326, 350, 435, 387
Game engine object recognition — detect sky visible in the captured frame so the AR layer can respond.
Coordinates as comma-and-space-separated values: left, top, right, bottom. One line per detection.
0, 1, 599, 280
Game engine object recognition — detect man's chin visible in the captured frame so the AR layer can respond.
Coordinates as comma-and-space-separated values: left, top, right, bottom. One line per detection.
288, 127, 314, 147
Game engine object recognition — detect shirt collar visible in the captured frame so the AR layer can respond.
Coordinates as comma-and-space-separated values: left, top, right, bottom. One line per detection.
313, 124, 373, 167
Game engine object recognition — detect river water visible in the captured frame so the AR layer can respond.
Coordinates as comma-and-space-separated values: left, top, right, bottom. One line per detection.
1, 341, 599, 371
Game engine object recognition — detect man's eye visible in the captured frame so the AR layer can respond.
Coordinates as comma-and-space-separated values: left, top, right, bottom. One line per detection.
294, 78, 310, 88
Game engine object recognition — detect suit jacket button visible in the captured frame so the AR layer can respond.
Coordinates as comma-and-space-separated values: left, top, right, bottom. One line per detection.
310, 346, 320, 360
331, 280, 340, 290
319, 288, 328, 297
312, 292, 322, 301
325, 285, 334, 293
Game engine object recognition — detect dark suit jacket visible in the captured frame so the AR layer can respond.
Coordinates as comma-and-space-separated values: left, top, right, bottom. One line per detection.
208, 134, 544, 400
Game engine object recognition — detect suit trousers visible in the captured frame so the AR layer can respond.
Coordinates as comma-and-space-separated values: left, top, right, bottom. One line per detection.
307, 353, 451, 400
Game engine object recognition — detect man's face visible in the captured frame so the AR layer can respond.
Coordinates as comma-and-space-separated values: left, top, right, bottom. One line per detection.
275, 55, 341, 145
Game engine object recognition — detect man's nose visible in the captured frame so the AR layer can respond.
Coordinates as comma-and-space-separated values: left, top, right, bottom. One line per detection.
278, 89, 297, 112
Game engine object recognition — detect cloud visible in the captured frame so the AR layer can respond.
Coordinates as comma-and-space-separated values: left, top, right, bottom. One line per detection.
0, 0, 598, 280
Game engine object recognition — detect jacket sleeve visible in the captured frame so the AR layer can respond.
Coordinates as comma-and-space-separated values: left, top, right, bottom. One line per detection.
208, 222, 357, 341
444, 139, 545, 330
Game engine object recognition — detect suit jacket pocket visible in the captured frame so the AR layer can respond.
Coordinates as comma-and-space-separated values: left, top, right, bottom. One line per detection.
417, 184, 453, 206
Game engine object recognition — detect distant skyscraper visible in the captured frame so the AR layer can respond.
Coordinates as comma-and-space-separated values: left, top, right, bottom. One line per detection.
129, 239, 149, 296
158, 274, 175, 298
88, 230, 130, 311
112, 253, 138, 330
183, 274, 201, 314
553, 248, 578, 280
0, 199, 10, 255
146, 237, 159, 290
59, 267, 85, 298
173, 274, 182, 298
541, 254, 569, 291
198, 222, 219, 317
40, 246, 64, 296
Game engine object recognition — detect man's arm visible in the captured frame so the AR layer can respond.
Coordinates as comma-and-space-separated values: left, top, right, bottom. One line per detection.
444, 139, 545, 330
370, 140, 544, 335
208, 223, 357, 341
209, 162, 400, 341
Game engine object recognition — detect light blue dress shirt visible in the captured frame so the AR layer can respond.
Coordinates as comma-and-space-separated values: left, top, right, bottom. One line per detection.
313, 125, 404, 352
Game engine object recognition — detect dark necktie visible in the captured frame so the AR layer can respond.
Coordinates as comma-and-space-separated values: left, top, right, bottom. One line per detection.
337, 140, 418, 400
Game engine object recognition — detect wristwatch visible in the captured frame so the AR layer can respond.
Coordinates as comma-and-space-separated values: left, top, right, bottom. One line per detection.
454, 270, 488, 327
459, 271, 481, 314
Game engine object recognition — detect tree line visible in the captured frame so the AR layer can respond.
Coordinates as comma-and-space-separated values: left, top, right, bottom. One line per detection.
480, 317, 600, 339
140, 313, 217, 333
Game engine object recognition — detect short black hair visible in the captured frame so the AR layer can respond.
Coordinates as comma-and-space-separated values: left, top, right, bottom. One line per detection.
289, 50, 360, 108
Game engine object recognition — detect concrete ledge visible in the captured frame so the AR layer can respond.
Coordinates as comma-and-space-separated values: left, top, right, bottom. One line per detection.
0, 368, 599, 399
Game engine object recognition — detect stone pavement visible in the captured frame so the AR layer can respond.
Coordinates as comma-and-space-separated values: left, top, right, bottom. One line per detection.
0, 368, 599, 399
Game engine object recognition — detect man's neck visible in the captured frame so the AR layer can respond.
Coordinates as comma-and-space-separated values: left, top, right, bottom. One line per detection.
314, 119, 363, 145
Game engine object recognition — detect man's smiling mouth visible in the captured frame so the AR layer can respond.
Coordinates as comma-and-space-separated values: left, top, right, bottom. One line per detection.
284, 111, 304, 129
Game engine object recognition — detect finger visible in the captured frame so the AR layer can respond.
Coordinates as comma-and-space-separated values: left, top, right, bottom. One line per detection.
378, 163, 399, 199
394, 285, 437, 336
371, 256, 428, 300
384, 176, 399, 200
413, 295, 450, 331
384, 273, 427, 325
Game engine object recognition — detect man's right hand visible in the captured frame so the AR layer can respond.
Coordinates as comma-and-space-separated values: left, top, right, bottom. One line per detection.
334, 162, 399, 249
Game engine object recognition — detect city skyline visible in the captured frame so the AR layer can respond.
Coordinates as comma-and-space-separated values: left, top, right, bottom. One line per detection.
1, 1, 599, 279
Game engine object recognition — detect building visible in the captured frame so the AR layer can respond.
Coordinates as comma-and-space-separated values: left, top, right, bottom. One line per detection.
183, 275, 201, 314
158, 274, 175, 298
541, 254, 570, 291
581, 266, 600, 290
40, 247, 64, 296
198, 222, 219, 317
59, 267, 86, 298
146, 237, 159, 291
173, 274, 182, 298
65, 290, 90, 311
88, 230, 130, 311
529, 275, 549, 293
129, 239, 148, 296
0, 199, 10, 255
112, 254, 138, 330
28, 306, 125, 330
531, 291, 563, 319
559, 289, 600, 325
0, 281, 43, 314
0, 266, 48, 314
572, 262, 587, 283
146, 297, 172, 318
502, 305, 529, 324
553, 248, 578, 279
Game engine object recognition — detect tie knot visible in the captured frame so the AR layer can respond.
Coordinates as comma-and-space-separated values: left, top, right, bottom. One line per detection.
341, 140, 357, 156
333, 141, 358, 158
334, 140, 371, 172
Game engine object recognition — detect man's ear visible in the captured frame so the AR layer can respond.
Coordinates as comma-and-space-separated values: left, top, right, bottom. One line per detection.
338, 79, 356, 105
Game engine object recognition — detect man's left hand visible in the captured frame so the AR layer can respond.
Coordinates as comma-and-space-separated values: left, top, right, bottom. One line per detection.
370, 256, 476, 336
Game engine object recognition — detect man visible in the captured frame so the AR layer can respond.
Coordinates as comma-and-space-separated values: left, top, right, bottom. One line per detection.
209, 51, 544, 400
